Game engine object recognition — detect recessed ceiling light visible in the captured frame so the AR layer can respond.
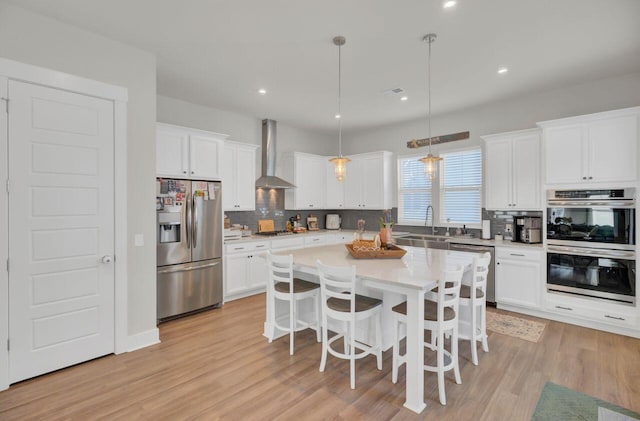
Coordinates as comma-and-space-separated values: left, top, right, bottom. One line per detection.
497, 67, 509, 74
400, 96, 408, 101
258, 88, 267, 95
443, 1, 457, 9
335, 113, 341, 119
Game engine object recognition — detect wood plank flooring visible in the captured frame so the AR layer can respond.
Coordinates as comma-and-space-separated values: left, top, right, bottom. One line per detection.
1, 293, 639, 420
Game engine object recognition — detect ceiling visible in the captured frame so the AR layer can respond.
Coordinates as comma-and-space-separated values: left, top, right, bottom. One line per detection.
6, 0, 640, 135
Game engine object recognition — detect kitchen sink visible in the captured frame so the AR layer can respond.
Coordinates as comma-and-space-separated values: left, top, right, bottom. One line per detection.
395, 234, 450, 250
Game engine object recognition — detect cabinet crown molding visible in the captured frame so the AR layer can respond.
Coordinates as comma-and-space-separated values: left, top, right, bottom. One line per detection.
536, 106, 640, 128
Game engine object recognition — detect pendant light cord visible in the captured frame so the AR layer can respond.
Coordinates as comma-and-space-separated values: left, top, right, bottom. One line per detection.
338, 41, 343, 158
427, 35, 432, 154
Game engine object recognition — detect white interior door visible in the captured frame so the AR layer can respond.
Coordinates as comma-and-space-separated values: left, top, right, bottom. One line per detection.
8, 80, 115, 383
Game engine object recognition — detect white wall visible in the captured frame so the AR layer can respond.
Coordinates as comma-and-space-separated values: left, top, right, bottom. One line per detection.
157, 95, 335, 157
345, 72, 640, 156
0, 3, 158, 336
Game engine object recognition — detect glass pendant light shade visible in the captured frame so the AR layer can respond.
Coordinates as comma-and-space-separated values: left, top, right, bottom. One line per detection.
329, 156, 351, 181
419, 153, 443, 178
419, 33, 441, 179
329, 35, 349, 182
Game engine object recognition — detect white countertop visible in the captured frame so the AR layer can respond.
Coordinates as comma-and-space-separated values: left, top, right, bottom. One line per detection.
224, 228, 543, 249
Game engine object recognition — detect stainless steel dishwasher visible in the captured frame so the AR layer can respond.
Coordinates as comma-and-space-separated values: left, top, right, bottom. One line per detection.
449, 243, 496, 305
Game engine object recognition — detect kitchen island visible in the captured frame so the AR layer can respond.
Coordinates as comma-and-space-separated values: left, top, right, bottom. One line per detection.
269, 243, 477, 414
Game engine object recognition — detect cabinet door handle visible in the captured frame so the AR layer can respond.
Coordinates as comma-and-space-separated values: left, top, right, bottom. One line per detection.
588, 176, 593, 180
183, 170, 187, 174
604, 315, 625, 321
555, 305, 573, 311
582, 176, 587, 180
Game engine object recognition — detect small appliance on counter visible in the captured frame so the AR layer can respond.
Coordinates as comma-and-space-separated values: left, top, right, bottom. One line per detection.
223, 228, 242, 241
326, 214, 341, 230
513, 216, 542, 244
307, 214, 319, 231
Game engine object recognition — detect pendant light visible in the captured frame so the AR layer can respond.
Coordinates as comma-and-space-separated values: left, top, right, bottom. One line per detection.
418, 33, 442, 179
329, 35, 350, 182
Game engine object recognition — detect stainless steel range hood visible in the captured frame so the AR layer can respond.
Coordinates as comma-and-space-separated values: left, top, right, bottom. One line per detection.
255, 119, 295, 189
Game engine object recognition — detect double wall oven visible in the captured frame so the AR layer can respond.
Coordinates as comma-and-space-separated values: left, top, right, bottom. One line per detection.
546, 188, 636, 304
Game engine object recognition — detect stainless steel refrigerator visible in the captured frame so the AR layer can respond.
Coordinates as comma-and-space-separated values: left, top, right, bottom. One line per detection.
156, 179, 223, 320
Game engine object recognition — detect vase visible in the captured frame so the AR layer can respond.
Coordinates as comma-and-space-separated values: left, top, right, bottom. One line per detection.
381, 224, 392, 246
379, 228, 387, 244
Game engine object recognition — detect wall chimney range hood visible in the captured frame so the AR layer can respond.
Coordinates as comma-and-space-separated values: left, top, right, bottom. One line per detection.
255, 119, 295, 189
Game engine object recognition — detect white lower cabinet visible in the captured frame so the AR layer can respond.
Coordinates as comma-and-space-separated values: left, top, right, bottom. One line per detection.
304, 234, 327, 248
544, 293, 637, 330
224, 241, 269, 301
495, 247, 542, 310
326, 232, 350, 244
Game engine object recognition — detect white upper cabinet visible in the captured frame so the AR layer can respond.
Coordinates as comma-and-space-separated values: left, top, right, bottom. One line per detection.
483, 129, 541, 210
156, 123, 227, 180
284, 152, 326, 210
539, 107, 639, 185
325, 160, 345, 209
221, 141, 258, 211
344, 151, 393, 210
156, 126, 189, 177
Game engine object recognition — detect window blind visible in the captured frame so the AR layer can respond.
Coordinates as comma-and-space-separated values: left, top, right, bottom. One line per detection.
397, 147, 482, 227
397, 157, 432, 225
439, 148, 482, 225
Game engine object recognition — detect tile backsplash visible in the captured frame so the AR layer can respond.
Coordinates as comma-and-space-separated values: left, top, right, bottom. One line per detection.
224, 189, 542, 238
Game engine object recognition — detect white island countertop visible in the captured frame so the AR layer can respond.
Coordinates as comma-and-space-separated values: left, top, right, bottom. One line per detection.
280, 243, 477, 291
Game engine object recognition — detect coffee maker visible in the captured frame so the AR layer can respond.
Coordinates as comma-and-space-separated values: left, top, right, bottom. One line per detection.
513, 216, 542, 244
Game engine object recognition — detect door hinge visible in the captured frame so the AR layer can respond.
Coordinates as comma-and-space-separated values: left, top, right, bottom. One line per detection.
1, 97, 7, 114
6, 339, 9, 351
5, 179, 9, 194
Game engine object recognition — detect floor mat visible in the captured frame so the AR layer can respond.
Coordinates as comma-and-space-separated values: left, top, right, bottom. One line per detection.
532, 382, 640, 420
486, 311, 546, 342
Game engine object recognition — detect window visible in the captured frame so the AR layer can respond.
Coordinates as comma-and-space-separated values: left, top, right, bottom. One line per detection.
397, 147, 482, 227
439, 148, 482, 226
397, 157, 433, 226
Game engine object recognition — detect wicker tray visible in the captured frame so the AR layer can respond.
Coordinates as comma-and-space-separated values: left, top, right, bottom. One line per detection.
345, 243, 407, 259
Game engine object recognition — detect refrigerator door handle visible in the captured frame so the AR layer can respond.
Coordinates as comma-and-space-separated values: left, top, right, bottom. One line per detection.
157, 261, 220, 274
185, 192, 192, 248
192, 195, 198, 248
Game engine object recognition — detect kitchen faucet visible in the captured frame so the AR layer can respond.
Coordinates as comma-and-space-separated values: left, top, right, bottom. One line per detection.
424, 205, 436, 235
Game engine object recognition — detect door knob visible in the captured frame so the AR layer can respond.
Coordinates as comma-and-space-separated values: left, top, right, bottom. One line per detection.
102, 255, 114, 264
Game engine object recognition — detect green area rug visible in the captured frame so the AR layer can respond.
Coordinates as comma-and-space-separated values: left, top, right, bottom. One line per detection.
532, 382, 640, 420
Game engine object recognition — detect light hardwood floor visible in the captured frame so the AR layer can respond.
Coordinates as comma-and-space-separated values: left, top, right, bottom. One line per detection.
1, 293, 639, 420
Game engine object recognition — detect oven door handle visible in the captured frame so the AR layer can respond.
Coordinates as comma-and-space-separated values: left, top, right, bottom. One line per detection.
547, 200, 635, 208
547, 245, 636, 259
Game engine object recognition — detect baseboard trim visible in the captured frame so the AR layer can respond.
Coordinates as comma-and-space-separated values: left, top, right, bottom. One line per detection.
126, 328, 160, 352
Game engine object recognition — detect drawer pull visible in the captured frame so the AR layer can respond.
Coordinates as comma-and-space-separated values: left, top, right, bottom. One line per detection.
509, 253, 525, 257
233, 247, 244, 251
555, 305, 573, 311
255, 245, 266, 248
604, 315, 625, 321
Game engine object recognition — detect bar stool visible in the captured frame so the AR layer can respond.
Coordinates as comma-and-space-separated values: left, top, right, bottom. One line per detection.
458, 252, 492, 365
391, 265, 464, 406
266, 251, 321, 355
316, 260, 383, 389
